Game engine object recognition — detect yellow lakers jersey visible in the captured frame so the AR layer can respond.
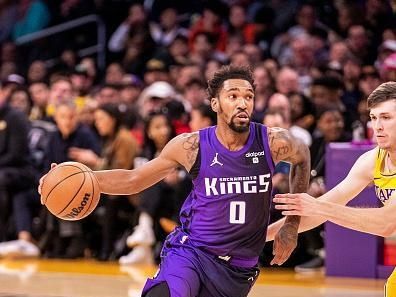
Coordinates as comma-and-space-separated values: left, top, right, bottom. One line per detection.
374, 148, 396, 205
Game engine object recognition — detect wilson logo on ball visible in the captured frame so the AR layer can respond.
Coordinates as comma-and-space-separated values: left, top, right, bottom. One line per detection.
64, 193, 91, 219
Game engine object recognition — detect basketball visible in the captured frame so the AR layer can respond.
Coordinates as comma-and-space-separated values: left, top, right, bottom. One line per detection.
41, 161, 101, 221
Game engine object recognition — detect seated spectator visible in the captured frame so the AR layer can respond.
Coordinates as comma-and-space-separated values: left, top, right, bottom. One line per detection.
188, 1, 228, 52
41, 101, 100, 258
29, 81, 50, 121
0, 87, 34, 241
149, 6, 188, 47
227, 4, 257, 44
189, 103, 216, 132
289, 92, 315, 132
119, 111, 191, 265
267, 93, 312, 146
0, 87, 55, 258
27, 60, 48, 84
69, 103, 139, 260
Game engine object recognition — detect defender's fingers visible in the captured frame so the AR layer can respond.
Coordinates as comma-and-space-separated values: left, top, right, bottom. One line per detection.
273, 198, 298, 204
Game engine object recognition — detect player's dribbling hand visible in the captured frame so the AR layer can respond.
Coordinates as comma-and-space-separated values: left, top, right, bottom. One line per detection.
270, 223, 298, 266
38, 163, 58, 203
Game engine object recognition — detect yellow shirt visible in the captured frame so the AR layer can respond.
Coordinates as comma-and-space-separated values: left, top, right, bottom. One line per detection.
374, 148, 396, 205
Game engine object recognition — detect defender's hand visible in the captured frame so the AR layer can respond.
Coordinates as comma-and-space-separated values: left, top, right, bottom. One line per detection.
274, 193, 322, 216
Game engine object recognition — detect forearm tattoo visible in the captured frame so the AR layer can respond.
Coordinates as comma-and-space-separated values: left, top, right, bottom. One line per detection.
269, 128, 310, 193
269, 128, 311, 228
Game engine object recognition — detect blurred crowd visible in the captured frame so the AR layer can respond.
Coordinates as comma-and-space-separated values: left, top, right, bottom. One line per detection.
0, 0, 395, 270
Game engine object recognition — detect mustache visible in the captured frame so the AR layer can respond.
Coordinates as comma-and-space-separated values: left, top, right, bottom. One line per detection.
233, 111, 250, 118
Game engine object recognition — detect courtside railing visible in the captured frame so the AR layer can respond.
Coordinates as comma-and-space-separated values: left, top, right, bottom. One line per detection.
15, 14, 106, 71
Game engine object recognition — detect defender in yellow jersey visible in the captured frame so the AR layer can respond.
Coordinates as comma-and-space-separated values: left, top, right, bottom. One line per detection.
268, 81, 396, 297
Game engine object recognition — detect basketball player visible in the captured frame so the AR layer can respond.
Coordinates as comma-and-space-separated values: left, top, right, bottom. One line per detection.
39, 66, 310, 297
268, 81, 396, 296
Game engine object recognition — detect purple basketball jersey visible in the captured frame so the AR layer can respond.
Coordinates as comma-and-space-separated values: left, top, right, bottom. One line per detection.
179, 122, 274, 260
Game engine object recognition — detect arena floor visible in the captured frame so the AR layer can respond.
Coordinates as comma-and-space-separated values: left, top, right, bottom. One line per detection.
0, 259, 385, 297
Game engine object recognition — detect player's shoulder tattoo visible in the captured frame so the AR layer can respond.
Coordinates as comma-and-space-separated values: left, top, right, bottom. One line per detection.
268, 127, 309, 164
180, 132, 200, 168
268, 127, 294, 161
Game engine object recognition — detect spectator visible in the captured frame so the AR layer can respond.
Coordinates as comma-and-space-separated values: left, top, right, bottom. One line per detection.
119, 74, 143, 105
380, 52, 396, 82
108, 3, 149, 53
12, 0, 51, 41
275, 67, 300, 95
289, 92, 315, 133
69, 103, 139, 260
41, 101, 100, 258
252, 65, 275, 122
143, 58, 171, 85
227, 4, 257, 44
27, 60, 48, 84
182, 78, 207, 111
188, 1, 228, 52
120, 111, 189, 265
29, 81, 50, 121
137, 81, 178, 119
96, 84, 121, 105
149, 6, 188, 47
189, 103, 216, 132
190, 32, 227, 67
310, 76, 356, 132
46, 76, 75, 117
0, 87, 55, 258
0, 84, 36, 248
267, 93, 312, 146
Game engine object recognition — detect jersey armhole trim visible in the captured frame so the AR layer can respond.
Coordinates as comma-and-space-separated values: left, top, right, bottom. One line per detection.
261, 125, 275, 174
193, 129, 208, 185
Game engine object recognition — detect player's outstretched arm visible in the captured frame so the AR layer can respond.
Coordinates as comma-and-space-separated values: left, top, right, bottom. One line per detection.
267, 127, 310, 265
37, 132, 199, 197
267, 148, 376, 240
94, 132, 199, 195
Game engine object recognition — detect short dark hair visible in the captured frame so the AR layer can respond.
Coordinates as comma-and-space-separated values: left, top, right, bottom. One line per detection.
207, 65, 255, 99
367, 82, 396, 109
312, 76, 343, 91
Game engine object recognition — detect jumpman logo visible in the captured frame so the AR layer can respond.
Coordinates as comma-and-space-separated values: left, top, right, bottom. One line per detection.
210, 153, 223, 167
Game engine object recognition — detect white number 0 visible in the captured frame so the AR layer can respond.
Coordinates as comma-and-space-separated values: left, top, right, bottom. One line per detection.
229, 201, 246, 224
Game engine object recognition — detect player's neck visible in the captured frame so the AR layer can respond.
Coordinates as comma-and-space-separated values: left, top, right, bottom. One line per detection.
387, 150, 396, 168
215, 125, 250, 151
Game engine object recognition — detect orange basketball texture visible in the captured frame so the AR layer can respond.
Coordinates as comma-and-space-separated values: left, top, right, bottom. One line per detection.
41, 162, 100, 221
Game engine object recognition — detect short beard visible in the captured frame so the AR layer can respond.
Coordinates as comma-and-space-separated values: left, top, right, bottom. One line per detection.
228, 115, 250, 133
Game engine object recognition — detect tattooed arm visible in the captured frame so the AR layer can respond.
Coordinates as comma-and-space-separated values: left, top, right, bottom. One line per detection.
267, 127, 311, 265
92, 132, 200, 195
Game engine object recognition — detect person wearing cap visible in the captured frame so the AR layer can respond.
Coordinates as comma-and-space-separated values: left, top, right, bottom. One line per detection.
120, 74, 144, 105
143, 58, 170, 85
137, 81, 179, 119
0, 74, 25, 101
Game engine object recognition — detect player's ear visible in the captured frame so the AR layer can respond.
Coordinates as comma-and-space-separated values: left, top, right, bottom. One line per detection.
211, 97, 218, 113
